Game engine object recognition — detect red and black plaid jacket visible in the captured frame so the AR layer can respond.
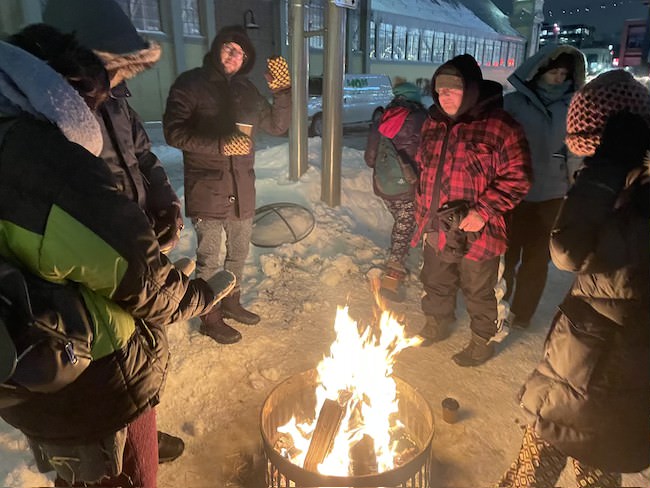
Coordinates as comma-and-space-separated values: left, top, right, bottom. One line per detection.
412, 89, 532, 261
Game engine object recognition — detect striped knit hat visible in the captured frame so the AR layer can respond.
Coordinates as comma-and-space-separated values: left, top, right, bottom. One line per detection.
566, 69, 650, 156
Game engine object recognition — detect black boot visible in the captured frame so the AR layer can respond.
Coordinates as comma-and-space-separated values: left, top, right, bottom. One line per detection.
221, 290, 260, 325
158, 431, 184, 464
452, 333, 495, 367
199, 307, 241, 344
417, 315, 453, 346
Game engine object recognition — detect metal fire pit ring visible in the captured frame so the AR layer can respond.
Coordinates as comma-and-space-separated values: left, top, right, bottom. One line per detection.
260, 369, 434, 487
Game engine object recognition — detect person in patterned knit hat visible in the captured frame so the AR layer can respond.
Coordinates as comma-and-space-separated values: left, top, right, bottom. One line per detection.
566, 69, 650, 156
496, 70, 650, 487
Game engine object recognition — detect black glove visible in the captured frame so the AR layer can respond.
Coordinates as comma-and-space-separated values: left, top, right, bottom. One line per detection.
154, 204, 183, 253
436, 200, 470, 262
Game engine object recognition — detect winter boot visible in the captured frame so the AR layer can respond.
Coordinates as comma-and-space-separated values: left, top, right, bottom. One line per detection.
199, 307, 241, 344
221, 290, 260, 325
157, 431, 185, 464
379, 263, 407, 302
452, 332, 495, 367
417, 315, 453, 346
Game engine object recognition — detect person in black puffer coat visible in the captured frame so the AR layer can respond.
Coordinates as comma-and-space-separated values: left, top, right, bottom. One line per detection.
163, 25, 291, 345
364, 81, 427, 302
496, 69, 650, 487
0, 24, 232, 488
43, 0, 199, 464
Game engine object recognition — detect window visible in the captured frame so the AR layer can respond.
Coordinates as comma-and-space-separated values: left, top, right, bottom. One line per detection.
507, 42, 517, 67
420, 29, 433, 62
349, 8, 361, 52
115, 0, 162, 32
466, 36, 476, 58
455, 34, 466, 56
393, 25, 407, 60
406, 29, 420, 61
432, 31, 445, 63
377, 22, 393, 59
483, 39, 494, 66
444, 32, 455, 61
492, 40, 502, 66
474, 37, 484, 65
181, 0, 201, 36
306, 0, 324, 49
369, 20, 376, 58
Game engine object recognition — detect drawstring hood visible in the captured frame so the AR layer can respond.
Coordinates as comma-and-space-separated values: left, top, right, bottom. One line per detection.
204, 25, 255, 78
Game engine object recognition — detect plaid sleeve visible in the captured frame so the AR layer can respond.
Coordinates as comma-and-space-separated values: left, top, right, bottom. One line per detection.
474, 116, 532, 222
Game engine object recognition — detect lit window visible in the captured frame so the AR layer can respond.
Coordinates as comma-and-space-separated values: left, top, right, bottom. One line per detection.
115, 0, 162, 32
369, 20, 376, 58
432, 32, 445, 63
377, 22, 393, 59
349, 8, 361, 52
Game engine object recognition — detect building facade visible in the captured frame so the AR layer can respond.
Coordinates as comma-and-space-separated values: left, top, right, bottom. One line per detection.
2, 0, 525, 122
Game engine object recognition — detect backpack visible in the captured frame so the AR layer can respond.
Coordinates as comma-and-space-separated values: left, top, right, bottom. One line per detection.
373, 136, 418, 197
0, 257, 94, 407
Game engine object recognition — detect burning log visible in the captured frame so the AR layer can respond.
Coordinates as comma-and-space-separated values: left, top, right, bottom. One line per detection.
303, 391, 352, 471
350, 434, 378, 475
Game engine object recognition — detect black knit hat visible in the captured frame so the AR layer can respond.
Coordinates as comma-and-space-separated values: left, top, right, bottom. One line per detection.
43, 0, 147, 54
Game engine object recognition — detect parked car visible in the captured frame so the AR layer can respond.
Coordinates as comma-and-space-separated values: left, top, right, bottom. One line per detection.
307, 74, 393, 136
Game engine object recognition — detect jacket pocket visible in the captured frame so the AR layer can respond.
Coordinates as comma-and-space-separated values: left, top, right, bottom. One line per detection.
545, 297, 614, 396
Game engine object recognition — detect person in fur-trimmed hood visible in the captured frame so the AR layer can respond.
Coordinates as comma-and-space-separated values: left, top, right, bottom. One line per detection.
163, 25, 291, 345
502, 44, 587, 330
413, 54, 531, 367
43, 0, 189, 466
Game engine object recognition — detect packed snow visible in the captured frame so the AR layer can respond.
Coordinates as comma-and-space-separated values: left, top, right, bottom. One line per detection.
1, 135, 648, 488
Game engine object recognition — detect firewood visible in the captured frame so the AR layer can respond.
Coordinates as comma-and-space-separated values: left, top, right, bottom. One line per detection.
303, 397, 347, 471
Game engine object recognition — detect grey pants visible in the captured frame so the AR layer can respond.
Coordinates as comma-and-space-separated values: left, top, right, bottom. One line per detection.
192, 217, 253, 292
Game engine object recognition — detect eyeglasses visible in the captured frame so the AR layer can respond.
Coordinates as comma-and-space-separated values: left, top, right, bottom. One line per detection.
222, 43, 246, 61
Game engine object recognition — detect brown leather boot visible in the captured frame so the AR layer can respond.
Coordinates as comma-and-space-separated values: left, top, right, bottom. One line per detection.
199, 307, 241, 344
221, 290, 260, 325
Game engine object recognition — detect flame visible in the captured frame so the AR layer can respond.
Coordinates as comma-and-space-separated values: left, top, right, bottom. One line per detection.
276, 297, 422, 476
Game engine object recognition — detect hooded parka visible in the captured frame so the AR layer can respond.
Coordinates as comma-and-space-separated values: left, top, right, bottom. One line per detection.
163, 26, 291, 221
0, 40, 216, 444
504, 44, 586, 201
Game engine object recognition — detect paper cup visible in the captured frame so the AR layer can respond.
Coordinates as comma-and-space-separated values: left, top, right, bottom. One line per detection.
236, 123, 253, 137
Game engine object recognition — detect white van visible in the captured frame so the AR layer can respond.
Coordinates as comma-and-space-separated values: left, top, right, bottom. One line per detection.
307, 74, 393, 136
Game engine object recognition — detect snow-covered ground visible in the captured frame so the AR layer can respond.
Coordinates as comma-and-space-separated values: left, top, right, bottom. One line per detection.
1, 136, 648, 488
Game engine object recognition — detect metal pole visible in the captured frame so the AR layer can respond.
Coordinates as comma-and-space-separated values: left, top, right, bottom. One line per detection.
321, 1, 346, 207
289, 0, 309, 180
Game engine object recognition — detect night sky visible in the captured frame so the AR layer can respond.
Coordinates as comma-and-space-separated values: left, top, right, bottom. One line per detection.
493, 0, 648, 41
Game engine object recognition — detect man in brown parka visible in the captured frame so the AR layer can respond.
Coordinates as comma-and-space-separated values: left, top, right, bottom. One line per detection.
163, 26, 291, 344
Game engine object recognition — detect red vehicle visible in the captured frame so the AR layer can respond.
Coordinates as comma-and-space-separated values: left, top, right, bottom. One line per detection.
618, 17, 650, 72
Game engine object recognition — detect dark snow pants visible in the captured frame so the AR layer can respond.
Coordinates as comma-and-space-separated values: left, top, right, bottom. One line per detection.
503, 199, 563, 323
497, 425, 622, 488
383, 198, 416, 269
420, 241, 499, 340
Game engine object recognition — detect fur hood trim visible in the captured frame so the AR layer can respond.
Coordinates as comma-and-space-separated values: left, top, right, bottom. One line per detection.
94, 41, 161, 86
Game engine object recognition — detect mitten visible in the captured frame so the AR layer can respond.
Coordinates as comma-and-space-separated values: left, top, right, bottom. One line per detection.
220, 131, 253, 156
154, 203, 183, 253
265, 56, 291, 92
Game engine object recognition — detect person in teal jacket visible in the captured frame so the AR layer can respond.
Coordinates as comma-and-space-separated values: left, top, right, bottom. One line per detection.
0, 24, 233, 487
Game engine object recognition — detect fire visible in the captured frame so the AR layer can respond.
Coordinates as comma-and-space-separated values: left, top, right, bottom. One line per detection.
276, 303, 422, 476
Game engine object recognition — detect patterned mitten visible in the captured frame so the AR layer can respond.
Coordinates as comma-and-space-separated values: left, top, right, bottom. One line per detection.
220, 132, 252, 156
266, 56, 291, 92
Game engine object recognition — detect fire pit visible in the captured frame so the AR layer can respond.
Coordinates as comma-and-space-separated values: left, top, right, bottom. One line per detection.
260, 368, 434, 487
